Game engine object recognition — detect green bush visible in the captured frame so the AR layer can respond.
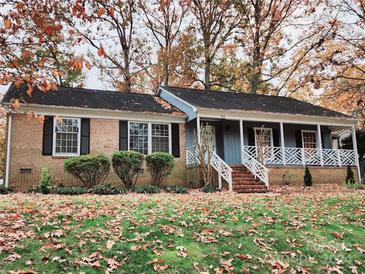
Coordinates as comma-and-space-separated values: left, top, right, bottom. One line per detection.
304, 166, 313, 187
0, 185, 12, 194
133, 185, 161, 194
55, 186, 88, 195
112, 151, 143, 190
64, 154, 111, 188
89, 183, 126, 195
145, 152, 174, 186
38, 167, 51, 194
345, 166, 355, 185
346, 182, 364, 190
201, 185, 219, 193
165, 185, 188, 194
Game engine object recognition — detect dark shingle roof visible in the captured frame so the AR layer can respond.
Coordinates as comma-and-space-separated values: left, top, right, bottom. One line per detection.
2, 84, 183, 115
161, 86, 351, 119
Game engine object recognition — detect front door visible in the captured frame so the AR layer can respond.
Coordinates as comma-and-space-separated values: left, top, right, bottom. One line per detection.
254, 127, 273, 163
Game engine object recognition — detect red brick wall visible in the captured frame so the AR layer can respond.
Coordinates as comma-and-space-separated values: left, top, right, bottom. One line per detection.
8, 114, 187, 191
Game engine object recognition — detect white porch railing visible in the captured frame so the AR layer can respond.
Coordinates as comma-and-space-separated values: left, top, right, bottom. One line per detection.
186, 146, 233, 191
242, 146, 356, 166
241, 148, 269, 188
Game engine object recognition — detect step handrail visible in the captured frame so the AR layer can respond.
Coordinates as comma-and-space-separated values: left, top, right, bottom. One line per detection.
186, 146, 232, 191
241, 148, 269, 188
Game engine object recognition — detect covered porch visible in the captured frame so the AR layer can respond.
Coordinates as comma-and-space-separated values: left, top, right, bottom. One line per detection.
186, 116, 360, 190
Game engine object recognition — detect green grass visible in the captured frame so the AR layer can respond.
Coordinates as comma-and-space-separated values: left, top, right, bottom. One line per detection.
0, 192, 364, 273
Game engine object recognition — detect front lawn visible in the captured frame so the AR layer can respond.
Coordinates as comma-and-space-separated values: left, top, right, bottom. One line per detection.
0, 190, 365, 273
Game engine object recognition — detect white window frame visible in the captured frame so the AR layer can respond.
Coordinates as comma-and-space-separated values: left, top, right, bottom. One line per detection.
254, 127, 273, 147
52, 117, 81, 157
301, 130, 317, 148
127, 121, 172, 154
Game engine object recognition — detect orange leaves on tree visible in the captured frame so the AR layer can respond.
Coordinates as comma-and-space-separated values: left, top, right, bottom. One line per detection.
4, 19, 12, 29
108, 8, 115, 17
97, 8, 106, 17
97, 47, 107, 58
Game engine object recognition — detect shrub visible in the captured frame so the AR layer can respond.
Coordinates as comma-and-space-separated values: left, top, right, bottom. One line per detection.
0, 185, 12, 194
346, 182, 364, 190
133, 185, 161, 194
304, 166, 313, 187
112, 151, 143, 190
38, 167, 51, 194
64, 154, 111, 188
89, 183, 126, 195
165, 185, 188, 194
55, 186, 88, 195
145, 152, 174, 186
201, 185, 219, 193
345, 166, 355, 185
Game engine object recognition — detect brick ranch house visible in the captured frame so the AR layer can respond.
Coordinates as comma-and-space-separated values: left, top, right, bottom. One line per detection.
1, 85, 361, 193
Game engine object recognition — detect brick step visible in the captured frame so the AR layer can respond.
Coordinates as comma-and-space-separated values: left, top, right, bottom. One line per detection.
233, 184, 267, 189
232, 174, 256, 179
233, 179, 260, 183
236, 188, 268, 193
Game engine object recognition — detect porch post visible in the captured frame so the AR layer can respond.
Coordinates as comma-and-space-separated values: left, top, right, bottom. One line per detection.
239, 120, 244, 164
352, 125, 362, 182
196, 115, 201, 144
280, 122, 286, 166
317, 124, 324, 166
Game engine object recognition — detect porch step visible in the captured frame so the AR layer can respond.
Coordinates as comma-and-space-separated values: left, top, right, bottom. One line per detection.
231, 166, 268, 194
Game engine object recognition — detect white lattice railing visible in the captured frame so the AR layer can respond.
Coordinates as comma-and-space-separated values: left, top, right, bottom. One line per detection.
186, 146, 232, 191
242, 146, 356, 166
241, 148, 269, 188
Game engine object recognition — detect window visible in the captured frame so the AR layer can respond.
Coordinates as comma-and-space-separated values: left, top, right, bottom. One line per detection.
53, 117, 80, 156
129, 122, 171, 154
152, 124, 169, 153
129, 122, 149, 154
302, 130, 317, 148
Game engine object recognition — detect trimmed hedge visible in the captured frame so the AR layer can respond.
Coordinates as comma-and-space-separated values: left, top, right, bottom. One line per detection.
55, 186, 88, 195
64, 154, 110, 188
89, 184, 126, 195
133, 185, 161, 194
145, 152, 174, 186
112, 151, 143, 190
304, 166, 313, 187
165, 185, 188, 194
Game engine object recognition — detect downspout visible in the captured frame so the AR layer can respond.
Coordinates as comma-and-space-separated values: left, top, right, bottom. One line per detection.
4, 115, 11, 187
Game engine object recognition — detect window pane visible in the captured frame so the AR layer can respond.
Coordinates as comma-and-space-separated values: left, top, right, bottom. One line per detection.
303, 131, 317, 148
55, 118, 79, 155
130, 122, 149, 154
152, 124, 169, 153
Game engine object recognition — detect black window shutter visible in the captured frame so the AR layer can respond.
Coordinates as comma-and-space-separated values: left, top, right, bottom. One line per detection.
80, 118, 90, 155
295, 130, 303, 148
273, 129, 280, 147
171, 123, 180, 157
119, 120, 128, 151
42, 116, 54, 155
248, 127, 255, 146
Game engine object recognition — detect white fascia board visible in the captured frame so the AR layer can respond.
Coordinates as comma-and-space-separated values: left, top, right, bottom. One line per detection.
158, 87, 197, 112
5, 103, 186, 123
198, 108, 357, 127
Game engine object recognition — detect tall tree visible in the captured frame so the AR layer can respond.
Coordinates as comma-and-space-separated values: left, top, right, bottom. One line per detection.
189, 0, 241, 89
0, 0, 86, 92
139, 0, 188, 86
235, 0, 334, 95
68, 0, 148, 92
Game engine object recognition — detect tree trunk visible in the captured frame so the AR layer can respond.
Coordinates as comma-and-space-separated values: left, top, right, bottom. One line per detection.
250, 0, 261, 94
204, 47, 211, 89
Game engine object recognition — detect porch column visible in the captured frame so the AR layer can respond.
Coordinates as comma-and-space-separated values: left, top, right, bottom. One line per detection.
317, 124, 324, 166
352, 125, 362, 182
196, 115, 201, 144
280, 122, 286, 166
239, 120, 244, 164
